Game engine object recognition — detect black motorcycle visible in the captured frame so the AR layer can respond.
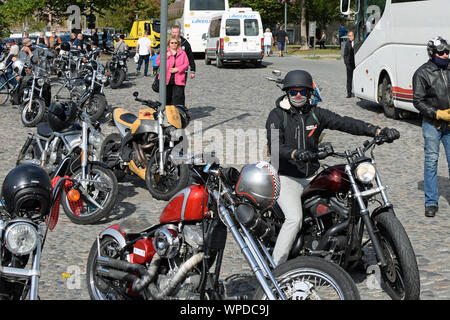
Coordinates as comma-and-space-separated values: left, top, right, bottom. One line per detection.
108, 51, 128, 89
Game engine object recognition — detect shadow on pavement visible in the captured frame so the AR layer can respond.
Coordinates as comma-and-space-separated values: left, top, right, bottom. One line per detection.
188, 106, 216, 121
356, 100, 422, 126
417, 176, 450, 206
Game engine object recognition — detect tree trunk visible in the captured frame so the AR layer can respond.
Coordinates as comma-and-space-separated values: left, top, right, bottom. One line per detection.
300, 0, 308, 49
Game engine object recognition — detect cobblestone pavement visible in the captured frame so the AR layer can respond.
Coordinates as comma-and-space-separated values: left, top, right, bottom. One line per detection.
0, 53, 449, 300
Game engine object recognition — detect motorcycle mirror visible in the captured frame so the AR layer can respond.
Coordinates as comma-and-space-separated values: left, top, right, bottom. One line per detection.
133, 91, 139, 97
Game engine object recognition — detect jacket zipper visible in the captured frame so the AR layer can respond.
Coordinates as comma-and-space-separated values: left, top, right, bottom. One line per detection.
300, 116, 309, 176
441, 69, 450, 107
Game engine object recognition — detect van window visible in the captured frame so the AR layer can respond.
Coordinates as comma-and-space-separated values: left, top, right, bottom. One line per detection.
244, 19, 259, 36
225, 19, 240, 36
209, 19, 221, 38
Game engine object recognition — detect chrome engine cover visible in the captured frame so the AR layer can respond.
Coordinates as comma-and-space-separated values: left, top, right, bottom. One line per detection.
153, 225, 179, 259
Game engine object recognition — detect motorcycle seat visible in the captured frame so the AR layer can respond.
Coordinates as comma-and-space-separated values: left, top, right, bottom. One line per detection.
119, 217, 155, 235
37, 122, 81, 138
113, 108, 138, 128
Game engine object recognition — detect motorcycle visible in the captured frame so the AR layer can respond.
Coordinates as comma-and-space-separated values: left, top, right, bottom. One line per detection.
0, 162, 82, 300
260, 136, 420, 300
20, 65, 51, 127
100, 91, 190, 201
86, 155, 360, 300
16, 108, 118, 225
108, 51, 129, 89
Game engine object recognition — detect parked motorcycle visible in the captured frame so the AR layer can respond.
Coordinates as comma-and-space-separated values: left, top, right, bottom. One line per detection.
16, 102, 118, 225
100, 91, 190, 200
108, 51, 128, 89
86, 155, 360, 300
261, 135, 420, 300
0, 162, 82, 299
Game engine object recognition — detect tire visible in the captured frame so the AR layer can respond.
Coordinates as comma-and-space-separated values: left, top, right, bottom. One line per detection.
84, 94, 107, 123
216, 54, 223, 68
381, 77, 399, 119
205, 52, 211, 65
253, 256, 360, 300
0, 82, 10, 105
21, 98, 46, 127
145, 153, 190, 201
110, 69, 126, 89
86, 236, 131, 300
100, 133, 126, 181
253, 60, 262, 68
373, 210, 420, 300
61, 164, 118, 224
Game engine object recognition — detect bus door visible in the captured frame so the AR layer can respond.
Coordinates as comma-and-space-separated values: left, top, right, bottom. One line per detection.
242, 18, 261, 54
224, 18, 243, 57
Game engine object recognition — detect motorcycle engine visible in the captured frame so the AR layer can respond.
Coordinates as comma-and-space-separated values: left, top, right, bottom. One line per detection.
153, 225, 180, 259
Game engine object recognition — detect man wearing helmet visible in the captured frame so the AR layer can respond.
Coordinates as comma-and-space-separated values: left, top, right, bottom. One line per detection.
412, 36, 450, 218
265, 69, 399, 265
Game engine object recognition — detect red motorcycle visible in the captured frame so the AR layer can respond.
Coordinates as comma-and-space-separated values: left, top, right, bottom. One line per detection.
86, 155, 360, 300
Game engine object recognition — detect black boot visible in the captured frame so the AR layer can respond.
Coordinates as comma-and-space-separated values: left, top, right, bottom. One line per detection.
425, 206, 438, 217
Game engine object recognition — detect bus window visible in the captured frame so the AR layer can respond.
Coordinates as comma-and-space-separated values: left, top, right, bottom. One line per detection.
152, 21, 161, 33
225, 19, 240, 36
191, 0, 226, 11
244, 19, 259, 36
354, 0, 386, 50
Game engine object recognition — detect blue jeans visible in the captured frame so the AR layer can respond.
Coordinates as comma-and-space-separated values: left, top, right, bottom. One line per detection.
137, 54, 150, 76
422, 120, 450, 207
264, 45, 271, 55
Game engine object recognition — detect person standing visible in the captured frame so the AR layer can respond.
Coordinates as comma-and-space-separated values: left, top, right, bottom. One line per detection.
412, 36, 450, 218
339, 24, 347, 49
114, 34, 129, 54
48, 30, 61, 51
92, 29, 99, 47
136, 31, 152, 77
102, 30, 108, 51
36, 32, 48, 46
73, 33, 85, 53
343, 30, 355, 98
263, 28, 274, 57
319, 31, 327, 49
156, 37, 189, 106
276, 25, 289, 57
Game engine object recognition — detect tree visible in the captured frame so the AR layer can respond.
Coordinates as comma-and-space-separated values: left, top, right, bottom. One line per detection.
304, 0, 343, 31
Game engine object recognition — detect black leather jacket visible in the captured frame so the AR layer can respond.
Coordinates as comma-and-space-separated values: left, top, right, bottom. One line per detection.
412, 60, 450, 122
266, 96, 379, 178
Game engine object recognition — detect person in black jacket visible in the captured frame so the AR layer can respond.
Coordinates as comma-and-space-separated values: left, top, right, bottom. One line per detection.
412, 36, 450, 218
343, 30, 355, 98
265, 70, 399, 265
171, 25, 196, 106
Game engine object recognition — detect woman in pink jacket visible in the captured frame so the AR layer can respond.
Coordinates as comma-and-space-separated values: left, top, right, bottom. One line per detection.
156, 36, 190, 105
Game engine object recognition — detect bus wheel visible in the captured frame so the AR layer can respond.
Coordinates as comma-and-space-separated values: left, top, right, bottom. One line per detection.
381, 77, 399, 119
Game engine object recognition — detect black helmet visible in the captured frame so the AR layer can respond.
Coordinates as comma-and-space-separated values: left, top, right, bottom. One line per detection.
1, 164, 52, 217
282, 70, 314, 91
235, 162, 281, 211
427, 36, 450, 58
175, 105, 191, 129
60, 41, 71, 51
47, 101, 77, 132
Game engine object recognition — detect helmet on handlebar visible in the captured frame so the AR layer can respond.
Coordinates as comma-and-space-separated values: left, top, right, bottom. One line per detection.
12, 59, 26, 76
1, 164, 52, 217
60, 41, 71, 52
47, 101, 78, 132
235, 162, 281, 211
175, 105, 191, 129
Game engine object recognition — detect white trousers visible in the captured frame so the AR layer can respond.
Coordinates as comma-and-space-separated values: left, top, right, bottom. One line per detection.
272, 175, 314, 266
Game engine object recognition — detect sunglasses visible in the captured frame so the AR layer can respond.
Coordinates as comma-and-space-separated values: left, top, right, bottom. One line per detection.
289, 89, 309, 97
437, 50, 449, 56
169, 41, 178, 44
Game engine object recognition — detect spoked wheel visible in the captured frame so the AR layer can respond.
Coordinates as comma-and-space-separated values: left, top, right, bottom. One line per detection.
145, 153, 190, 201
84, 94, 107, 122
373, 210, 420, 300
61, 164, 118, 224
86, 236, 135, 300
254, 256, 360, 300
21, 99, 46, 127
0, 82, 10, 105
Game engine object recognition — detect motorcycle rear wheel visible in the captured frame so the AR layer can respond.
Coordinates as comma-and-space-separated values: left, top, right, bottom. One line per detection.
61, 164, 118, 224
253, 256, 360, 300
20, 99, 46, 127
373, 210, 420, 300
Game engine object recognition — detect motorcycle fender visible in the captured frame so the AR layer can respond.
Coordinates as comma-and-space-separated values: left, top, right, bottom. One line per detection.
99, 225, 127, 249
371, 205, 394, 221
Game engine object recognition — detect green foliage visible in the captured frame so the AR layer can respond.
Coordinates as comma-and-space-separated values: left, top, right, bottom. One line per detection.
304, 0, 343, 29
229, 0, 302, 24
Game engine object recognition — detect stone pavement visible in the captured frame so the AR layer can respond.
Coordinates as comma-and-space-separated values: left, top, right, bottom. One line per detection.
0, 53, 449, 300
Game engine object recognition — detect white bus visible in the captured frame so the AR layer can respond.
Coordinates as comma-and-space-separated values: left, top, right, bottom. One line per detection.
168, 0, 230, 54
340, 0, 450, 119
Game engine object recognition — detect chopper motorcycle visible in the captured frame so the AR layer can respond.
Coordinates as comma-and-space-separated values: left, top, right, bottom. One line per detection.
16, 102, 118, 225
0, 162, 83, 299
100, 91, 190, 201
86, 155, 360, 300
107, 51, 129, 89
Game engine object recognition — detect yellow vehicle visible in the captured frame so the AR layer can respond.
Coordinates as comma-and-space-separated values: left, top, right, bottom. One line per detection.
123, 20, 161, 52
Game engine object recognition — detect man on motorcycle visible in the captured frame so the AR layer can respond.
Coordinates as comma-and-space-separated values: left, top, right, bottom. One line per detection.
265, 69, 399, 265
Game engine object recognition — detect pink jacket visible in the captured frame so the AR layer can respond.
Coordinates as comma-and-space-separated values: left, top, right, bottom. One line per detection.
156, 49, 190, 86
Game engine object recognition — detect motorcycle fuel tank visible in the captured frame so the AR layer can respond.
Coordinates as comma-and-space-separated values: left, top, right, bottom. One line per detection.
302, 165, 350, 199
160, 185, 209, 224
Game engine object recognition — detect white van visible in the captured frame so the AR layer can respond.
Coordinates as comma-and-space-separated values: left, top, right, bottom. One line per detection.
204, 8, 264, 68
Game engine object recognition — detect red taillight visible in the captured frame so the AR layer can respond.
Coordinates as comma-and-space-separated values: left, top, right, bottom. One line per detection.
220, 38, 224, 50
261, 37, 264, 55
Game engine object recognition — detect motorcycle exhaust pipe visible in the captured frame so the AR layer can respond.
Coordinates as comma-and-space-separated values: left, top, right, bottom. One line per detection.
316, 218, 350, 251
96, 266, 139, 283
147, 252, 204, 300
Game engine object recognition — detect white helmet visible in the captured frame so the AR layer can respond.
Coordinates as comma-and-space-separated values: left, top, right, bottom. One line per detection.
12, 59, 26, 76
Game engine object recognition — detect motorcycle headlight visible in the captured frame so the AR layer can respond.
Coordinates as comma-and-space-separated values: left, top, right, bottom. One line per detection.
119, 60, 124, 65
102, 75, 107, 82
5, 222, 38, 256
96, 74, 102, 81
37, 78, 45, 87
355, 162, 376, 184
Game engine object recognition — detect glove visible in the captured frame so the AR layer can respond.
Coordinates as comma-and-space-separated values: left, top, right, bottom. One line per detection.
436, 109, 450, 122
379, 127, 400, 143
294, 150, 316, 162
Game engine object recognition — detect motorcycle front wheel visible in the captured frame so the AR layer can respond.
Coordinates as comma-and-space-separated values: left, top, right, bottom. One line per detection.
20, 99, 46, 127
84, 94, 107, 123
61, 164, 118, 224
373, 209, 420, 300
253, 256, 360, 300
145, 153, 190, 201
109, 69, 126, 89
